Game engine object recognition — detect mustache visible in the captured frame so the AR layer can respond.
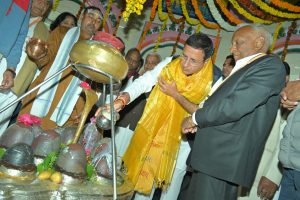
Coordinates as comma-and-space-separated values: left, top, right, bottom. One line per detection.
84, 24, 97, 35
86, 24, 96, 30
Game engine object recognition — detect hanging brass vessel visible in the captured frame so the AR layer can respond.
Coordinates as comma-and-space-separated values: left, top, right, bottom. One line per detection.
70, 40, 128, 83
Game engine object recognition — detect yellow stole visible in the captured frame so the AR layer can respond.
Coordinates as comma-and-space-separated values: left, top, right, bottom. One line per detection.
122, 58, 213, 194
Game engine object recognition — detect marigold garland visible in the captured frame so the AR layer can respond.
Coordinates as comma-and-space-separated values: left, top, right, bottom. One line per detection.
252, 0, 300, 19
180, 0, 200, 26
270, 0, 300, 13
212, 29, 221, 63
52, 0, 60, 11
122, 0, 146, 21
228, 0, 273, 24
190, 0, 219, 29
158, 0, 168, 21
154, 20, 168, 52
239, 0, 282, 22
113, 11, 123, 36
76, 0, 87, 20
150, 0, 158, 20
137, 22, 152, 50
195, 23, 202, 33
206, 0, 235, 31
215, 0, 242, 25
102, 0, 113, 31
137, 0, 158, 50
270, 22, 283, 53
166, 0, 185, 24
281, 21, 297, 61
171, 20, 185, 56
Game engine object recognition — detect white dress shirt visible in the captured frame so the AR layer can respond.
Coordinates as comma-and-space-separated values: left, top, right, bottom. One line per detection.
192, 53, 263, 125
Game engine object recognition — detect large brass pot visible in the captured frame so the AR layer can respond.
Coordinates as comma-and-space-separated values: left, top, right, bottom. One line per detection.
70, 40, 128, 83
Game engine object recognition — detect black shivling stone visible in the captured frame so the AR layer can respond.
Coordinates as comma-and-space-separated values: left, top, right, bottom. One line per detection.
1, 143, 34, 167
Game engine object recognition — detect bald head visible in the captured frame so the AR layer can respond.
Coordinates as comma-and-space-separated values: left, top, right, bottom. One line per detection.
251, 25, 272, 52
230, 24, 272, 61
144, 53, 162, 72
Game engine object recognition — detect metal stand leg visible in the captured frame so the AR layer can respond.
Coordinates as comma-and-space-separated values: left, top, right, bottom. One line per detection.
0, 64, 71, 113
109, 76, 118, 200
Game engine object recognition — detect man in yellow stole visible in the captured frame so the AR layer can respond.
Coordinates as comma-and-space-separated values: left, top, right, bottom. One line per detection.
95, 33, 214, 200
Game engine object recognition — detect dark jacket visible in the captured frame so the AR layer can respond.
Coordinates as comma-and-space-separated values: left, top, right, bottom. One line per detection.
190, 55, 285, 188
117, 74, 148, 131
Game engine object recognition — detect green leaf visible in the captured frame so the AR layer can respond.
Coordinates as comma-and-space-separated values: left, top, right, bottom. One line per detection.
43, 155, 52, 166
37, 163, 45, 173
38, 152, 58, 172
60, 143, 66, 149
86, 163, 96, 180
0, 148, 6, 159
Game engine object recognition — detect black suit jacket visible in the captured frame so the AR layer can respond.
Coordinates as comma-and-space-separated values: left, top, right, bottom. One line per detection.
190, 55, 286, 188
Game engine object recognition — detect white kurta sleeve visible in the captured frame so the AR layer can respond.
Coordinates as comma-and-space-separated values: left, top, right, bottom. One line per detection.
123, 57, 172, 103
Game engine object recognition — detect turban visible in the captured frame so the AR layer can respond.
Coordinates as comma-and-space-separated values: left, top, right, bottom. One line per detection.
92, 32, 124, 52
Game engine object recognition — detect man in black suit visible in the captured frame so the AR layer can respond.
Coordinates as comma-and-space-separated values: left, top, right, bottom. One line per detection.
178, 24, 286, 200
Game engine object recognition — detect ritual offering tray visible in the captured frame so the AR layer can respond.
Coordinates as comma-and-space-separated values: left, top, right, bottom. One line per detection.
0, 176, 133, 199
0, 120, 133, 199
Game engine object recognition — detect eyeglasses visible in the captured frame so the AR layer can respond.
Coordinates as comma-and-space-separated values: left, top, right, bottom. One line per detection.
180, 54, 203, 66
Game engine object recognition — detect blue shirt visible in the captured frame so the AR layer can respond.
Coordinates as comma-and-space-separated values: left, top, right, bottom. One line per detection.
0, 0, 31, 68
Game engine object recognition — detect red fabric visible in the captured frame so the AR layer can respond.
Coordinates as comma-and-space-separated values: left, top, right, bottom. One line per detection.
14, 0, 30, 11
127, 70, 139, 78
92, 32, 125, 51
6, 0, 30, 15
